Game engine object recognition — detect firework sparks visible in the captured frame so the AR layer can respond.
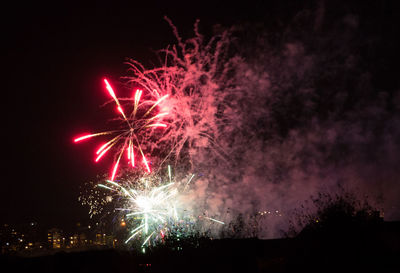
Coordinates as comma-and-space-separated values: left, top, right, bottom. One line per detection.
202, 216, 225, 225
74, 79, 169, 180
93, 166, 223, 247
121, 19, 236, 170
79, 181, 111, 218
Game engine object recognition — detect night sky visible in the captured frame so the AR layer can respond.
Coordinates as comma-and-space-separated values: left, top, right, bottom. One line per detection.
2, 1, 400, 232
2, 0, 278, 228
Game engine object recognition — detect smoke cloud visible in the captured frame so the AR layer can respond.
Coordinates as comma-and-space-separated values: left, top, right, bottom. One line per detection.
125, 9, 400, 238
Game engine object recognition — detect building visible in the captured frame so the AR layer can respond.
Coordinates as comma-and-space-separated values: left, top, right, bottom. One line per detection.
47, 228, 64, 249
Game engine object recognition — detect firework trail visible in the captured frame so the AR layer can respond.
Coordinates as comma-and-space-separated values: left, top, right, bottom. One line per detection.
74, 79, 169, 180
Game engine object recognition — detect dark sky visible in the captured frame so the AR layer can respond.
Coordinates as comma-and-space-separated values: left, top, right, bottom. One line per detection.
2, 0, 399, 230
2, 0, 292, 228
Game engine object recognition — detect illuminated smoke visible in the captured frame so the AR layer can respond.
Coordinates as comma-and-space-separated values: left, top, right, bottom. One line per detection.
122, 14, 400, 238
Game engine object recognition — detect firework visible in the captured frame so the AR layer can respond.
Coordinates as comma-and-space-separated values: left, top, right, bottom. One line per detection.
92, 167, 224, 248
79, 180, 110, 218
122, 18, 235, 169
74, 79, 169, 180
